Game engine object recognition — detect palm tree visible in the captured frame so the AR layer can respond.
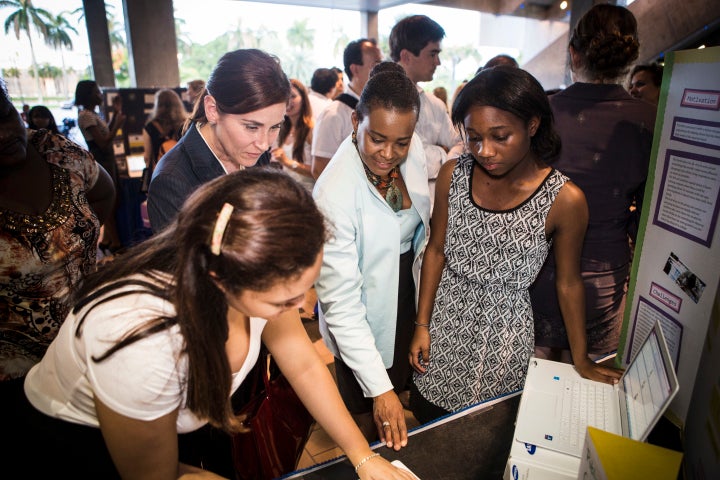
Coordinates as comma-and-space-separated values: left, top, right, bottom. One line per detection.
1, 0, 52, 102
45, 10, 78, 97
285, 19, 315, 81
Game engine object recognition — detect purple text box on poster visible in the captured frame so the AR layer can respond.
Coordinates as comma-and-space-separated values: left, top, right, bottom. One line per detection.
653, 149, 720, 247
649, 282, 682, 313
670, 117, 720, 151
681, 89, 720, 110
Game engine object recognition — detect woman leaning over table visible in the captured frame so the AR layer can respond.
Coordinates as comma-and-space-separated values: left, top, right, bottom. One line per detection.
313, 69, 431, 450
10, 169, 415, 480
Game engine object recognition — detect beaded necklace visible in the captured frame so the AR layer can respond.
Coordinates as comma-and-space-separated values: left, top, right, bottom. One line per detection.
354, 133, 403, 212
362, 162, 403, 212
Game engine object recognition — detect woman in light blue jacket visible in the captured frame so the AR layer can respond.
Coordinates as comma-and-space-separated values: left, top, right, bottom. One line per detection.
313, 69, 430, 452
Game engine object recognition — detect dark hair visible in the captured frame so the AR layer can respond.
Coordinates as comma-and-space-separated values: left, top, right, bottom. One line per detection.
452, 66, 561, 162
0, 79, 17, 120
476, 54, 519, 75
389, 15, 445, 62
70, 168, 327, 432
310, 68, 337, 95
628, 63, 663, 88
356, 70, 420, 122
569, 4, 639, 81
74, 80, 100, 109
369, 60, 406, 78
278, 79, 313, 164
186, 49, 291, 133
343, 38, 376, 81
27, 105, 60, 134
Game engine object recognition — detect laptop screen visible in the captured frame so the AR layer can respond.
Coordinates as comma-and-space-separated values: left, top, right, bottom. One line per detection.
621, 326, 674, 440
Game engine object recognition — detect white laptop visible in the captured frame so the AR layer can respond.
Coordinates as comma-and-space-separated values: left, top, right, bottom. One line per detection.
513, 320, 679, 457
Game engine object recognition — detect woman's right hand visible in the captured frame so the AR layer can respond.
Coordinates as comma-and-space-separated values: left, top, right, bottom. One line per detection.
357, 456, 418, 480
409, 325, 431, 374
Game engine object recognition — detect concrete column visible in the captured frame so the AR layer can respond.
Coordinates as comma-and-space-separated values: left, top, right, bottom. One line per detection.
362, 11, 379, 41
82, 0, 115, 87
122, 0, 180, 88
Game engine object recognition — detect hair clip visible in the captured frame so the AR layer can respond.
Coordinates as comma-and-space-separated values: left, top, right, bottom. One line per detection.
210, 202, 234, 255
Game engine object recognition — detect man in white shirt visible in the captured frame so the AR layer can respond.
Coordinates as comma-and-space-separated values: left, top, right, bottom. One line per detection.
308, 68, 336, 123
390, 15, 464, 204
311, 38, 382, 179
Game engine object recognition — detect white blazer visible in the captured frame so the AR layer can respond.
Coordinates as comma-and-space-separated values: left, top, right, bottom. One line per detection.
312, 133, 431, 399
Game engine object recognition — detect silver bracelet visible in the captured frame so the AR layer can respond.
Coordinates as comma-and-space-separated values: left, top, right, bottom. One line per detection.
354, 452, 380, 473
414, 321, 430, 327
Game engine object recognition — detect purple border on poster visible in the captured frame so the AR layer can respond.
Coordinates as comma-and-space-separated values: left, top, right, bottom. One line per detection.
670, 117, 720, 151
631, 297, 683, 369
681, 89, 720, 110
653, 149, 720, 247
649, 282, 682, 313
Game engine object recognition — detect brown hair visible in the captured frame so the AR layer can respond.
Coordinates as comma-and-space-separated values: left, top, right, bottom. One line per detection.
569, 4, 639, 82
72, 168, 327, 432
184, 49, 291, 134
277, 79, 313, 165
147, 89, 187, 137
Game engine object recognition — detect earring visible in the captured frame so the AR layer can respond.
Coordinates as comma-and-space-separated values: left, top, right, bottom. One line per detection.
352, 131, 357, 144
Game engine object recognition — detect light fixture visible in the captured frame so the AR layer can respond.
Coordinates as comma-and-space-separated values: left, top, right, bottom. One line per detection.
560, 1, 568, 10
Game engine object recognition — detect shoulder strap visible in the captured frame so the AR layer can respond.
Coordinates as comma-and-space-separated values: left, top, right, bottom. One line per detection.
335, 93, 358, 110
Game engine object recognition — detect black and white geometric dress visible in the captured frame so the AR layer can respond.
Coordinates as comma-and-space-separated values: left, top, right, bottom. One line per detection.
413, 154, 569, 412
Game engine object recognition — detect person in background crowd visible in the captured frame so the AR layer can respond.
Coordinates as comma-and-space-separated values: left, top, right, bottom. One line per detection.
0, 79, 114, 402
11, 169, 416, 480
432, 86, 448, 113
75, 80, 126, 255
27, 105, 60, 134
184, 79, 206, 113
311, 39, 382, 179
628, 63, 663, 105
308, 67, 336, 123
331, 66, 344, 98
389, 14, 464, 206
313, 69, 430, 449
148, 49, 291, 232
476, 53, 519, 74
20, 103, 29, 126
142, 89, 188, 173
409, 67, 621, 425
531, 4, 656, 362
271, 78, 315, 192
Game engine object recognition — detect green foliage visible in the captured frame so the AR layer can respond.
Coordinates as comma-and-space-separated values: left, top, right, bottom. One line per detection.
2, 66, 20, 78
45, 10, 77, 50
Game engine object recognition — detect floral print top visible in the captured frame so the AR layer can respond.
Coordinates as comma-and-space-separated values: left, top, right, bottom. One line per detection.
0, 130, 100, 380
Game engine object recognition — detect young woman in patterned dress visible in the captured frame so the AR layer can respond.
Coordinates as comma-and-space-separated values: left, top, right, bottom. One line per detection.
408, 67, 622, 423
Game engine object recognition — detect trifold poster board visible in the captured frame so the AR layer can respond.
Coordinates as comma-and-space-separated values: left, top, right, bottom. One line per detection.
618, 45, 720, 426
577, 427, 682, 480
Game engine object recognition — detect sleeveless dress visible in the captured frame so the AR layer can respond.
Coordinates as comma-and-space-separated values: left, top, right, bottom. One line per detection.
413, 154, 569, 412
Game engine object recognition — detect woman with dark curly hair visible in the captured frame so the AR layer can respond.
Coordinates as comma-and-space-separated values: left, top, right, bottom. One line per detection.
530, 4, 657, 362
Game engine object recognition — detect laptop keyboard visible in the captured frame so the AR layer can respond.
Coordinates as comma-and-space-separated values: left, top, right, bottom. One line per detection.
559, 379, 613, 446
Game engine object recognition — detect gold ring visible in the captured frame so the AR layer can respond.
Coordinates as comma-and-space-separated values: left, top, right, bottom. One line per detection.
382, 421, 391, 428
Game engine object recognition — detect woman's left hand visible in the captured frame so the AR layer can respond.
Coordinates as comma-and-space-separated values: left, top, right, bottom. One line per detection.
373, 390, 408, 451
574, 356, 623, 385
